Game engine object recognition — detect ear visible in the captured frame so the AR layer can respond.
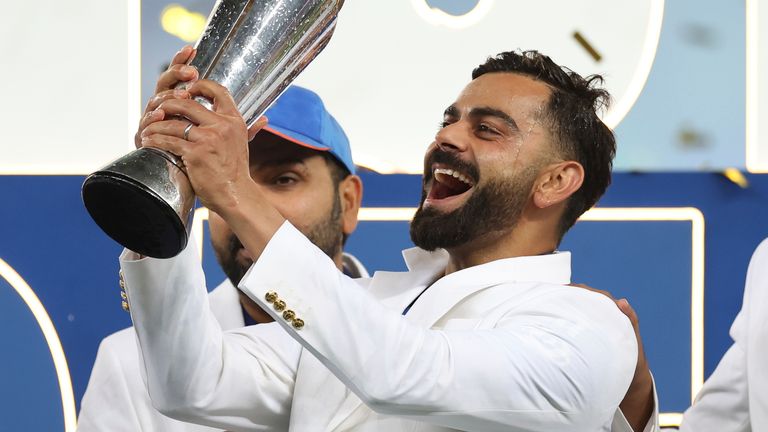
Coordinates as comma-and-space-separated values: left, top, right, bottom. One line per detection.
339, 174, 363, 236
532, 161, 584, 209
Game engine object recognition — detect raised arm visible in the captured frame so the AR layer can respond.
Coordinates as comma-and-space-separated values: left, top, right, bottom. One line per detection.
121, 240, 301, 431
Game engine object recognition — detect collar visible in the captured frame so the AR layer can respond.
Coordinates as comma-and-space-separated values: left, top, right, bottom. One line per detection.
399, 247, 571, 327
402, 246, 571, 286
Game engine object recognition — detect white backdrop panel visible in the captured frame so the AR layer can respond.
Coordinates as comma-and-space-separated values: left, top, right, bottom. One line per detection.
0, 0, 140, 174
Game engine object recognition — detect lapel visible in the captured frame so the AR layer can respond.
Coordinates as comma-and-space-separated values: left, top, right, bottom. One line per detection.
324, 249, 571, 431
404, 251, 572, 328
324, 248, 447, 431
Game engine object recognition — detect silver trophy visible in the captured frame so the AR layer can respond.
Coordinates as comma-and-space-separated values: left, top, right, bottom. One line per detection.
82, 0, 344, 258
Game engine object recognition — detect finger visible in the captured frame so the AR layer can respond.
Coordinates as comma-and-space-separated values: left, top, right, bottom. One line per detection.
188, 80, 240, 117
141, 133, 191, 159
136, 90, 191, 148
146, 89, 190, 113
617, 298, 639, 326
157, 98, 220, 126
155, 64, 199, 94
170, 45, 195, 66
141, 118, 196, 142
247, 116, 268, 141
135, 109, 166, 148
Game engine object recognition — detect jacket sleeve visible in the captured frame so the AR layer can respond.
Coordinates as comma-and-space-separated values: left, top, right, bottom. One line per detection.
120, 237, 302, 431
678, 340, 750, 431
677, 241, 767, 432
239, 221, 638, 431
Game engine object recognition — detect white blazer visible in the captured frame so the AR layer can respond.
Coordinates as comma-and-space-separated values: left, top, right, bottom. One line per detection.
78, 253, 369, 432
122, 221, 637, 431
679, 238, 768, 431
77, 280, 243, 432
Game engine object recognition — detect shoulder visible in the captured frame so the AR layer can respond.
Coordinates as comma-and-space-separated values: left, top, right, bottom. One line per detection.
504, 283, 631, 327
745, 238, 768, 295
89, 327, 143, 381
498, 283, 637, 371
750, 238, 768, 269
491, 283, 637, 417
97, 326, 139, 356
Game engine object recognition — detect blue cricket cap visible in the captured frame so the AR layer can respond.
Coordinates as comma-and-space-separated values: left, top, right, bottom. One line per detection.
261, 86, 355, 174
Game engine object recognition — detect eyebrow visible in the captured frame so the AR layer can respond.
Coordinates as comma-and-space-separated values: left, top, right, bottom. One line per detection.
253, 157, 309, 171
443, 105, 519, 131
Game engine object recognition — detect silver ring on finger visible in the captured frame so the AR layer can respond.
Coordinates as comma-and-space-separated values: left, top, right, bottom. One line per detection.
183, 122, 194, 141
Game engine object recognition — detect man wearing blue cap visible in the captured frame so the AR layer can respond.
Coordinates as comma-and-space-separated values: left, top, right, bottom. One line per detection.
77, 47, 364, 432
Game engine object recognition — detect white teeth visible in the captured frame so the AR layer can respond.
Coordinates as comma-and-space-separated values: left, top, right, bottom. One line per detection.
434, 167, 473, 186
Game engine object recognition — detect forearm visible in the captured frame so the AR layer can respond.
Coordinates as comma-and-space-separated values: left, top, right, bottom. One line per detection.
215, 178, 286, 261
121, 244, 225, 412
619, 368, 655, 432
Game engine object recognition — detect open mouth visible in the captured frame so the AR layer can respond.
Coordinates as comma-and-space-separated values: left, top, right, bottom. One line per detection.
425, 166, 475, 208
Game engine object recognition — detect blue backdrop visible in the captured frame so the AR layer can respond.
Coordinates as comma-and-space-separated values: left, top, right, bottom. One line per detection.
1, 171, 767, 428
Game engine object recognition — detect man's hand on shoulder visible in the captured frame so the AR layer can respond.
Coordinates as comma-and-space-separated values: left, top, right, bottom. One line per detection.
571, 283, 655, 432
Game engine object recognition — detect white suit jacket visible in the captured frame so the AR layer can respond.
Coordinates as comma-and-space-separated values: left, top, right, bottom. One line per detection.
678, 238, 768, 431
122, 222, 637, 431
78, 253, 369, 432
77, 280, 243, 432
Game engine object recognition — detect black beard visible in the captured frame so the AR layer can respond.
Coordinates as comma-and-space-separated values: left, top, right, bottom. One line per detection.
219, 235, 250, 286
219, 191, 343, 286
410, 150, 533, 251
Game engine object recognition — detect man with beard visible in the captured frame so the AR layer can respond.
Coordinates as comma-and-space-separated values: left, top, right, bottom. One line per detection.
121, 50, 637, 431
77, 49, 364, 431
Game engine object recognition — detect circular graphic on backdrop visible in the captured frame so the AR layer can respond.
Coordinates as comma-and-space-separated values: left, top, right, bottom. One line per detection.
295, 0, 664, 173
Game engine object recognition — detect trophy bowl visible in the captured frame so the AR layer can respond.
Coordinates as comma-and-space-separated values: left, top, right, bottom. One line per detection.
82, 0, 344, 258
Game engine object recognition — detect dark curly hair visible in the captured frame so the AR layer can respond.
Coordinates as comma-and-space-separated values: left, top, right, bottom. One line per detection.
473, 50, 616, 241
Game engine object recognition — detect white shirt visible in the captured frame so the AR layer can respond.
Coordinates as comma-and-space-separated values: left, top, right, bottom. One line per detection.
122, 221, 637, 431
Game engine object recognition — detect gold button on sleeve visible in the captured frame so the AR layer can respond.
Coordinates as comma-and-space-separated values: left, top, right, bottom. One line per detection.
264, 291, 278, 303
282, 310, 295, 321
292, 318, 304, 330
273, 299, 286, 312
120, 291, 128, 300
121, 300, 130, 312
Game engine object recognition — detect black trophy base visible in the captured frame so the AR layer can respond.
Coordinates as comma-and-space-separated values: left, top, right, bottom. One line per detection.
82, 172, 188, 259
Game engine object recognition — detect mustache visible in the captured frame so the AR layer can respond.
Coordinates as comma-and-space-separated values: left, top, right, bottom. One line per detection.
423, 149, 479, 184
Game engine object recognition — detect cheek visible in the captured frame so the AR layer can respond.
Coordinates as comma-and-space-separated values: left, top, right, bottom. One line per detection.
267, 189, 335, 232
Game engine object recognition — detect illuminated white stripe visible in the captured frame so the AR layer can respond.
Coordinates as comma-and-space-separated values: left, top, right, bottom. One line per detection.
746, 0, 765, 172
0, 259, 77, 431
194, 204, 703, 425
602, 0, 665, 129
127, 0, 143, 154
659, 413, 684, 428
